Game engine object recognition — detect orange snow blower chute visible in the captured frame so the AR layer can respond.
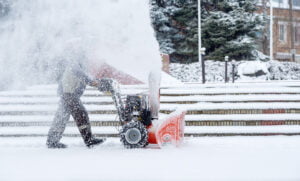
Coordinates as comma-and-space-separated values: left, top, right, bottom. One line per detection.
96, 78, 185, 148
148, 110, 186, 147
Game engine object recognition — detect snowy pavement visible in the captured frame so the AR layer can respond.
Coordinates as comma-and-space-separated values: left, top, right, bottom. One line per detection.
3, 125, 300, 136
1, 137, 300, 181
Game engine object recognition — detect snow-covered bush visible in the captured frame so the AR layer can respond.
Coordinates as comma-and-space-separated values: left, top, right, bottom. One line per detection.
267, 60, 300, 80
170, 60, 300, 82
170, 60, 235, 82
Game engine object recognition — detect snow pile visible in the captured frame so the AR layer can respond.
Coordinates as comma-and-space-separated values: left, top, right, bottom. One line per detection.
170, 60, 300, 82
237, 61, 268, 81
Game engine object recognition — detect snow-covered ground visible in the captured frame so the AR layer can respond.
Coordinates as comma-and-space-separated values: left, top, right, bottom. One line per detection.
1, 136, 300, 181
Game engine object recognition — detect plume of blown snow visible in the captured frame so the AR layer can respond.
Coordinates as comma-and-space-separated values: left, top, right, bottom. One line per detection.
0, 0, 161, 90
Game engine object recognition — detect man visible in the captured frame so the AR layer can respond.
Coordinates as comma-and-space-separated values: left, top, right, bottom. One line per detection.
46, 60, 105, 148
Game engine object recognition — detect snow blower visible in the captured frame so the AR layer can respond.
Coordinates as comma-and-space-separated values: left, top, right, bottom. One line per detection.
97, 78, 186, 148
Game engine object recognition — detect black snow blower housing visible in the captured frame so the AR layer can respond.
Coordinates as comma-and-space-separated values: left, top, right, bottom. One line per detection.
97, 78, 152, 148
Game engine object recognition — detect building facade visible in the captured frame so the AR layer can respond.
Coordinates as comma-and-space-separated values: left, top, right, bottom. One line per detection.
258, 0, 300, 62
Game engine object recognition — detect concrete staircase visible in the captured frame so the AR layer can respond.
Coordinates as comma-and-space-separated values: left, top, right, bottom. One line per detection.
1, 81, 300, 137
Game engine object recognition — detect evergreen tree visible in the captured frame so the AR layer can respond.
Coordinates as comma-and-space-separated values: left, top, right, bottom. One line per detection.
202, 0, 265, 61
150, 0, 177, 55
150, 0, 265, 62
150, 0, 199, 63
171, 0, 198, 63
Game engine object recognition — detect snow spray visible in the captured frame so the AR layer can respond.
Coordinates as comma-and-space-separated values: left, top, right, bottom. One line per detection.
0, 0, 161, 90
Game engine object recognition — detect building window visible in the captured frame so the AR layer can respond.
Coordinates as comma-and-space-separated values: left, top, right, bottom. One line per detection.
274, 0, 283, 3
279, 24, 286, 42
273, 0, 284, 7
293, 0, 300, 6
294, 26, 300, 43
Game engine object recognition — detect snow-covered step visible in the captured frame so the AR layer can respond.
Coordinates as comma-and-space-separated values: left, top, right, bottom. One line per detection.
2, 94, 300, 105
162, 102, 300, 110
0, 110, 117, 116
26, 84, 149, 90
185, 125, 300, 136
2, 113, 300, 122
0, 96, 115, 105
2, 82, 300, 138
168, 81, 300, 88
1, 96, 300, 107
2, 102, 300, 112
0, 126, 120, 137
2, 119, 300, 127
185, 114, 300, 126
0, 104, 115, 112
161, 94, 300, 103
3, 83, 300, 98
0, 121, 120, 127
26, 81, 300, 90
161, 87, 300, 95
2, 126, 300, 137
2, 103, 300, 115
2, 114, 300, 127
0, 89, 146, 97
185, 114, 300, 121
0, 114, 118, 122
170, 109, 300, 115
160, 102, 300, 114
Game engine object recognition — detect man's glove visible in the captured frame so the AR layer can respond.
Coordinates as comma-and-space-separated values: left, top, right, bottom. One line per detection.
97, 78, 118, 94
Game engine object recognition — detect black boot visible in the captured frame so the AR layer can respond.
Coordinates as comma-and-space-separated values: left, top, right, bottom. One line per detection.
85, 137, 106, 148
47, 142, 67, 149
78, 126, 106, 148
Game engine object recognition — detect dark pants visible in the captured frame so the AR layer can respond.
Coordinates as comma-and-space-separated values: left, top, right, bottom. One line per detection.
47, 94, 92, 145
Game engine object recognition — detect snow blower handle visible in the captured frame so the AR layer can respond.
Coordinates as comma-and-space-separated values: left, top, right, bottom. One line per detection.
97, 78, 115, 93
96, 78, 126, 123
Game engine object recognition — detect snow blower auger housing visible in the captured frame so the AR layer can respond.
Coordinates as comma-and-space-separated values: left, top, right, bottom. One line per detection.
97, 78, 186, 149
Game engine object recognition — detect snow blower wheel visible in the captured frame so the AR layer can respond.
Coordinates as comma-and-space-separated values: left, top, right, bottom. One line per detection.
120, 121, 148, 149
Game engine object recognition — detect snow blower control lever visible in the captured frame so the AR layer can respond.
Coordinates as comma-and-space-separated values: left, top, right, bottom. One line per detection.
97, 78, 126, 123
